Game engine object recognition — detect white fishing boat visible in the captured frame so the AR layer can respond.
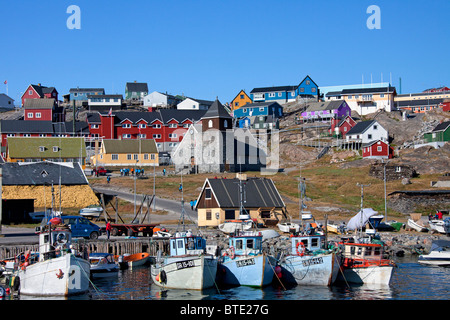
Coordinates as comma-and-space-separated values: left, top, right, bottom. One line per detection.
150, 230, 218, 290
277, 222, 300, 233
89, 253, 119, 278
336, 184, 395, 285
18, 219, 90, 296
218, 219, 253, 234
407, 218, 428, 232
428, 220, 447, 234
278, 234, 341, 286
79, 205, 103, 219
418, 240, 450, 267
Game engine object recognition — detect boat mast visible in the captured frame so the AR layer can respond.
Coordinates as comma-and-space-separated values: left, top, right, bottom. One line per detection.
357, 183, 370, 238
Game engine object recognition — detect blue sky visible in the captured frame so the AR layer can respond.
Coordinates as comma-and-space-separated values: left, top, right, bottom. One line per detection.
1, 0, 449, 104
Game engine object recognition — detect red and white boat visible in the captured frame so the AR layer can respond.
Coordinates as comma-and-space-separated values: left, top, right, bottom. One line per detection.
337, 235, 395, 285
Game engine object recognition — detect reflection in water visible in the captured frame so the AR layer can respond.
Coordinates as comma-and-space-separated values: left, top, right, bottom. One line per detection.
13, 256, 450, 300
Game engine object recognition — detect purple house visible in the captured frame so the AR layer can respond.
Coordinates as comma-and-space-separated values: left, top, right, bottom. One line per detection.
301, 100, 351, 121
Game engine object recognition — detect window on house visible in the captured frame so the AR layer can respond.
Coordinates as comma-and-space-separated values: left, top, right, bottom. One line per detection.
300, 88, 305, 93
368, 134, 372, 139
268, 93, 275, 97
144, 154, 149, 160
112, 154, 119, 160
348, 96, 352, 99
122, 123, 131, 128
278, 92, 282, 97
306, 80, 310, 85
206, 210, 212, 220
224, 120, 228, 128
205, 188, 211, 199
151, 154, 155, 160
169, 123, 177, 128
169, 133, 177, 138
208, 120, 213, 128
27, 113, 33, 118
39, 134, 46, 137
235, 102, 239, 106
29, 90, 33, 95
153, 124, 161, 128
373, 125, 378, 130
91, 124, 99, 129
139, 134, 146, 138
153, 134, 161, 139
133, 154, 139, 160
23, 134, 31, 137
36, 113, 41, 118
122, 134, 131, 139
240, 94, 244, 99
139, 124, 147, 129
53, 146, 59, 152
377, 146, 382, 152
39, 146, 45, 152
127, 154, 132, 160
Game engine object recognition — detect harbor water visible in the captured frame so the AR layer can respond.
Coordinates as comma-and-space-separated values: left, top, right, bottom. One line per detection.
14, 256, 449, 301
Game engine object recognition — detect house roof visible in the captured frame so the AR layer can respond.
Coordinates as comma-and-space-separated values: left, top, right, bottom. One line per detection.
126, 82, 148, 92
396, 98, 444, 108
432, 121, 450, 132
240, 101, 282, 109
102, 139, 158, 154
231, 90, 252, 103
23, 98, 56, 109
305, 100, 345, 112
298, 75, 319, 88
202, 177, 285, 209
340, 86, 396, 95
87, 94, 123, 99
53, 121, 90, 134
7, 137, 86, 158
362, 139, 388, 148
250, 85, 298, 94
1, 161, 88, 186
69, 88, 105, 93
346, 120, 376, 135
159, 109, 206, 123
201, 99, 232, 119
0, 93, 14, 102
0, 120, 54, 133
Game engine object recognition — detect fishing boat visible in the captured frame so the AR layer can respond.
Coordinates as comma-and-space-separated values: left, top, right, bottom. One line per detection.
150, 172, 218, 290
89, 253, 119, 278
418, 240, 450, 267
337, 185, 395, 285
217, 229, 276, 287
150, 230, 218, 290
277, 221, 300, 233
79, 205, 103, 219
407, 218, 428, 232
218, 219, 254, 234
17, 219, 90, 296
278, 233, 341, 286
123, 253, 150, 269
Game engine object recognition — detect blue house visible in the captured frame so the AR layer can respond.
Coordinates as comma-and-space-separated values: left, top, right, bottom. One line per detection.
69, 88, 105, 103
249, 75, 319, 104
234, 102, 283, 129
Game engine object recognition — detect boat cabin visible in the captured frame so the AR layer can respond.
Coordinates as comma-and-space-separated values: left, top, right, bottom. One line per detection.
340, 237, 384, 261
229, 231, 263, 256
291, 235, 326, 255
170, 232, 207, 256
38, 227, 73, 262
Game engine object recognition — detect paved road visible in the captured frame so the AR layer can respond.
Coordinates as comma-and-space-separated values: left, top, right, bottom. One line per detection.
92, 186, 198, 224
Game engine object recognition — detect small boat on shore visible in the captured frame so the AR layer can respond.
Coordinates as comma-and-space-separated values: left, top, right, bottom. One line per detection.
218, 219, 253, 234
79, 205, 103, 219
89, 253, 119, 278
407, 219, 428, 232
428, 220, 447, 234
418, 240, 450, 267
277, 222, 300, 233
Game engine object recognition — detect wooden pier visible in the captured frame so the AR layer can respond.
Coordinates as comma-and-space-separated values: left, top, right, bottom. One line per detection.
0, 238, 170, 260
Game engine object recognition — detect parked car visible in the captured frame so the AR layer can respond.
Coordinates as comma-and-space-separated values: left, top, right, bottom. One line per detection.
96, 167, 108, 176
60, 216, 102, 239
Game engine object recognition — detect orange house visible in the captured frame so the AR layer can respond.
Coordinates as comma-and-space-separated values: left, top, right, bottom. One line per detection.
230, 90, 252, 112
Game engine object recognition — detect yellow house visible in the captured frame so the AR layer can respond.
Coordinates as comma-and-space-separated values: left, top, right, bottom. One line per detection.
230, 89, 252, 112
91, 139, 159, 167
194, 174, 287, 227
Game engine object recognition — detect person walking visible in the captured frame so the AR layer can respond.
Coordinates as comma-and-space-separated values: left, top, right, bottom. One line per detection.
107, 175, 111, 184
106, 220, 112, 240
190, 200, 194, 210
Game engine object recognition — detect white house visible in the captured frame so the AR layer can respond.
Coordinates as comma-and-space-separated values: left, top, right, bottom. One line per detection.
345, 120, 388, 144
339, 86, 396, 116
177, 97, 214, 111
0, 93, 15, 109
143, 91, 182, 108
87, 94, 123, 107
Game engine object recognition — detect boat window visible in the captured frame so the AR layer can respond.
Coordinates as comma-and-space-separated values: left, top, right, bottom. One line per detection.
247, 239, 254, 249
365, 247, 372, 256
374, 247, 381, 256
236, 239, 243, 250
187, 238, 195, 250
172, 240, 176, 250
301, 239, 309, 248
311, 238, 319, 248
357, 247, 363, 255
178, 240, 184, 249
196, 238, 203, 249
350, 246, 355, 255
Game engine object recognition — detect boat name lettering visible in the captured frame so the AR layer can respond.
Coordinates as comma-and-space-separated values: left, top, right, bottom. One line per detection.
176, 259, 195, 270
236, 258, 255, 267
302, 257, 323, 267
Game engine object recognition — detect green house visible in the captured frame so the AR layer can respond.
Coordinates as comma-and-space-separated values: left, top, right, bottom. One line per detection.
6, 137, 87, 167
423, 121, 450, 143
125, 82, 148, 100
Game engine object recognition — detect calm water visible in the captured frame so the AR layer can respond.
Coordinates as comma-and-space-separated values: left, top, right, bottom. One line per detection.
16, 256, 448, 301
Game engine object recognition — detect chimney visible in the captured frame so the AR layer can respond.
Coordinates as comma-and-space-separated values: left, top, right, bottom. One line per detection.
38, 83, 41, 87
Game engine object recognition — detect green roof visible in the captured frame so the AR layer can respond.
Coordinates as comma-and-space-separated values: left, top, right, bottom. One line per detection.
7, 137, 86, 159
103, 139, 158, 154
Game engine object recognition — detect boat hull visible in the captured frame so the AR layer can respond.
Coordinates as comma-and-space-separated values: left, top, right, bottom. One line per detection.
151, 255, 218, 290
338, 265, 394, 285
418, 252, 450, 267
18, 254, 90, 296
277, 223, 300, 233
407, 219, 428, 232
280, 252, 340, 286
218, 254, 276, 287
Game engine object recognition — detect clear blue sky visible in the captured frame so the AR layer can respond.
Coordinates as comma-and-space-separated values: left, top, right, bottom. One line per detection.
1, 0, 449, 105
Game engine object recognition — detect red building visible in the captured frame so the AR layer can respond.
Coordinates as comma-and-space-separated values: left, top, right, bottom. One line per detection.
329, 115, 356, 138
440, 102, 450, 112
21, 84, 58, 106
23, 98, 65, 121
362, 140, 392, 159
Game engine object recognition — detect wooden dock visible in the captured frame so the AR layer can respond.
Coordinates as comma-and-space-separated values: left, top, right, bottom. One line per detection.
0, 238, 170, 260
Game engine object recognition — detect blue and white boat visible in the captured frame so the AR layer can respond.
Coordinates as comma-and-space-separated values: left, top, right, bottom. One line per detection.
217, 230, 276, 287
150, 230, 218, 290
89, 253, 119, 278
278, 234, 341, 286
